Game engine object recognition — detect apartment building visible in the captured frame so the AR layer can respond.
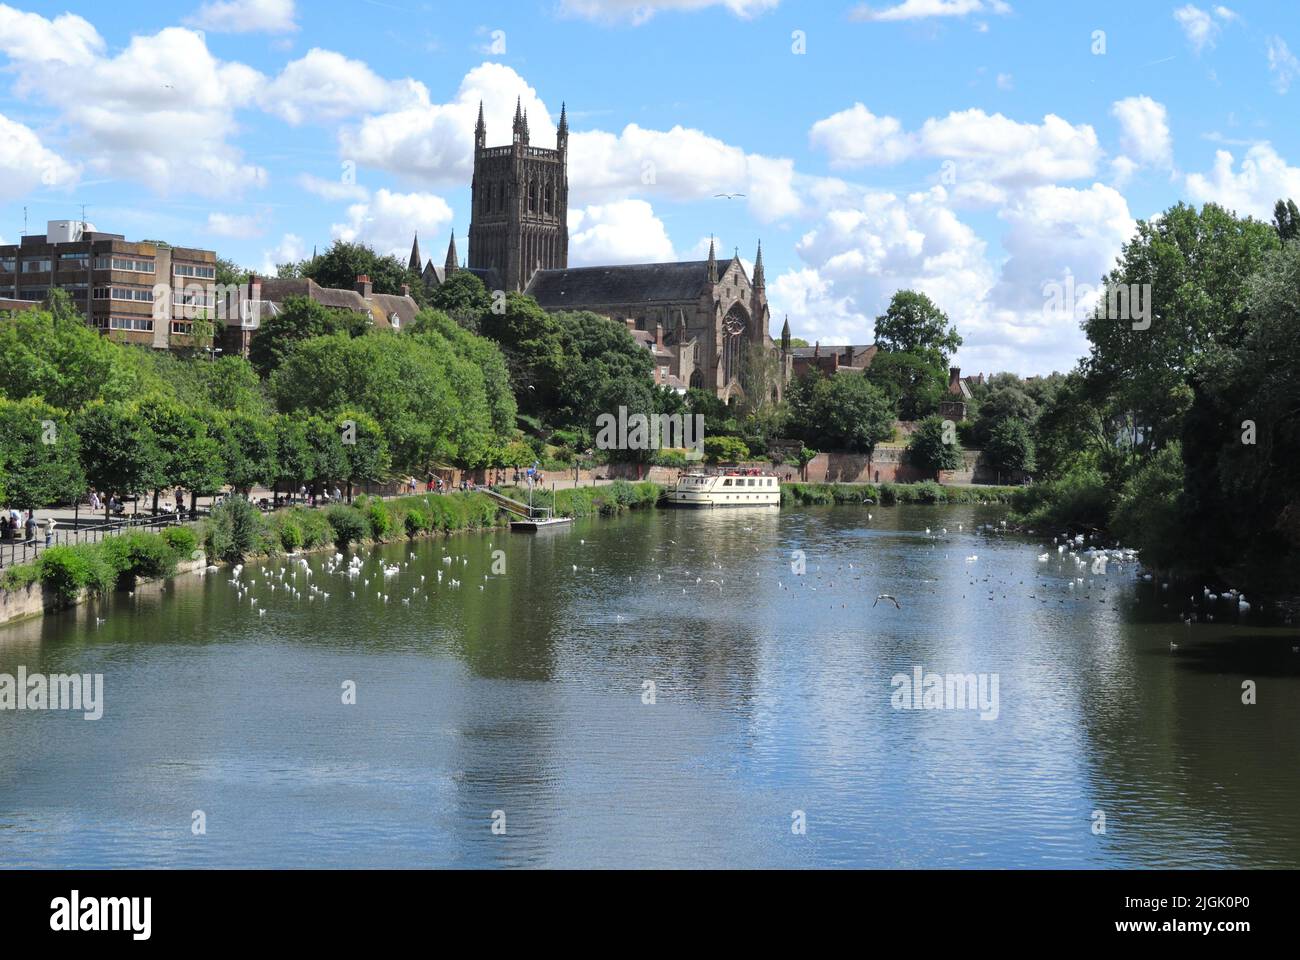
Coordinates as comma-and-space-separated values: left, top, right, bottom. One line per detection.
0, 220, 220, 350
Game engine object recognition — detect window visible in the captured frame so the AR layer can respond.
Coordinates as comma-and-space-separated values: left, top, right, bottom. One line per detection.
94, 286, 154, 302
174, 263, 215, 280
60, 252, 89, 262
109, 315, 153, 332
22, 259, 52, 273
0, 257, 14, 272
723, 479, 733, 487
18, 288, 48, 301
94, 256, 155, 274
171, 320, 193, 335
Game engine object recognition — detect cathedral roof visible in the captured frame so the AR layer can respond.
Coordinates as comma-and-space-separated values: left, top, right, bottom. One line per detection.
525, 258, 736, 308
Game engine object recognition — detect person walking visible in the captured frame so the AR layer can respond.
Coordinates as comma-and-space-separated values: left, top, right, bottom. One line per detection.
42, 515, 55, 547
24, 511, 37, 544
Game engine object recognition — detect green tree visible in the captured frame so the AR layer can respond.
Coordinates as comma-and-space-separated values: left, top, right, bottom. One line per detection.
216, 411, 278, 495
1273, 198, 1300, 243
335, 410, 390, 500
906, 416, 963, 475
75, 402, 162, 517
984, 418, 1037, 478
248, 296, 369, 377
873, 291, 962, 367
298, 240, 425, 305
786, 373, 894, 454
0, 398, 85, 509
428, 272, 492, 330
0, 307, 138, 410
866, 350, 947, 421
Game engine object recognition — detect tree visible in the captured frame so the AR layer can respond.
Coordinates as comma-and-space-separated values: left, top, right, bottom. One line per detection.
75, 402, 162, 517
478, 293, 568, 417
906, 416, 963, 475
0, 307, 139, 410
298, 240, 425, 305
972, 384, 1038, 446
216, 412, 278, 495
428, 272, 492, 330
866, 350, 946, 421
248, 296, 368, 377
1273, 198, 1300, 243
138, 399, 225, 513
983, 418, 1037, 478
0, 398, 84, 510
786, 373, 894, 454
704, 436, 750, 464
873, 291, 962, 366
273, 416, 314, 501
335, 410, 390, 501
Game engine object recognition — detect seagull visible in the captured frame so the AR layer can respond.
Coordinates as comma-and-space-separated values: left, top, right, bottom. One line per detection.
873, 595, 901, 609
714, 193, 746, 200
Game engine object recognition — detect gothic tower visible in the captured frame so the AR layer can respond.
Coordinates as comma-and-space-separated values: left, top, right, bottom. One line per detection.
468, 98, 569, 292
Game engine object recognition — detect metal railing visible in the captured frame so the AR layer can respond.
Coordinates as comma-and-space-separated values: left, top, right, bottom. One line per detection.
0, 513, 182, 569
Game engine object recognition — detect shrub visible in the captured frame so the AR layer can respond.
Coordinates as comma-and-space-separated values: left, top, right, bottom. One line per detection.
365, 501, 391, 541
37, 546, 112, 606
404, 508, 430, 537
162, 526, 198, 560
326, 505, 368, 550
1, 564, 40, 592
207, 497, 264, 563
277, 516, 303, 553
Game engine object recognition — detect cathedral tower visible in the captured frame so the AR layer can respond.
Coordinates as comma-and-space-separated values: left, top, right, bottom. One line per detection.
468, 98, 569, 292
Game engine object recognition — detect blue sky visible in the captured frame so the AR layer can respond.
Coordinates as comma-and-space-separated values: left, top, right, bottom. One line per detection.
2, 0, 1298, 375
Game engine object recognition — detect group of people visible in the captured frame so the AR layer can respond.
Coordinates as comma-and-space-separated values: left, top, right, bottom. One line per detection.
1, 508, 55, 546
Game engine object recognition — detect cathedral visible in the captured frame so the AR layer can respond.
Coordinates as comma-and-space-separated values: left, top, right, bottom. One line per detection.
415, 99, 792, 403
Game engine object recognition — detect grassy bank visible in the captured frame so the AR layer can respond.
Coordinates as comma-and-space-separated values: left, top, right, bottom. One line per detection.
782, 481, 1019, 507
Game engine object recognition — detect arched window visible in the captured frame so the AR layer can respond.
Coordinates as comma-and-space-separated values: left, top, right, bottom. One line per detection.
689, 369, 703, 390
721, 304, 749, 385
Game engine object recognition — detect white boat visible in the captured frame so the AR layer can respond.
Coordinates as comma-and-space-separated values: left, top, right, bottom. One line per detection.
666, 469, 781, 508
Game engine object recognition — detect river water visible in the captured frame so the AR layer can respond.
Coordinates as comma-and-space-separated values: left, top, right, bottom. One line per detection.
2, 504, 1298, 868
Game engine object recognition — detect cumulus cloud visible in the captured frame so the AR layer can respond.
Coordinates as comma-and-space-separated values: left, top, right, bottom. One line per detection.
811, 104, 1103, 190
187, 0, 297, 34
1185, 144, 1300, 219
260, 233, 306, 274
297, 173, 370, 202
261, 49, 426, 125
1111, 96, 1173, 170
848, 0, 1011, 22
557, 0, 779, 25
568, 200, 676, 265
331, 188, 454, 260
0, 16, 267, 197
0, 3, 104, 66
0, 113, 79, 200
809, 104, 913, 167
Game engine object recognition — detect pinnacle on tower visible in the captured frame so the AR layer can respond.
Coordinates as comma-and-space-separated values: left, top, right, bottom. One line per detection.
781, 315, 791, 352
512, 97, 525, 144
753, 240, 765, 290
707, 236, 718, 283
408, 232, 422, 274
445, 230, 459, 276
475, 100, 486, 149
557, 102, 569, 152
522, 109, 531, 145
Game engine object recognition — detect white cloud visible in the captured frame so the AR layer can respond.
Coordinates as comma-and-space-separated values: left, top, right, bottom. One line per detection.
0, 112, 79, 200
206, 211, 266, 237
297, 173, 370, 202
331, 188, 454, 260
1267, 36, 1300, 94
187, 0, 297, 34
1185, 144, 1300, 218
1, 17, 267, 197
568, 200, 676, 265
261, 49, 426, 125
1173, 4, 1235, 54
259, 233, 306, 274
340, 62, 553, 188
848, 0, 1011, 23
557, 0, 779, 25
809, 104, 913, 167
0, 4, 103, 66
809, 104, 1102, 189
1111, 95, 1173, 169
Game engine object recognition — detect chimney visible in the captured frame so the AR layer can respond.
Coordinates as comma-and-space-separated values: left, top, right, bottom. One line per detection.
355, 274, 373, 298
655, 321, 663, 348
401, 283, 411, 298
625, 318, 636, 331
949, 366, 960, 387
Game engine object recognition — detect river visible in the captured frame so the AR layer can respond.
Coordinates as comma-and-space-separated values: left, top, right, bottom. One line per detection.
2, 504, 1298, 868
